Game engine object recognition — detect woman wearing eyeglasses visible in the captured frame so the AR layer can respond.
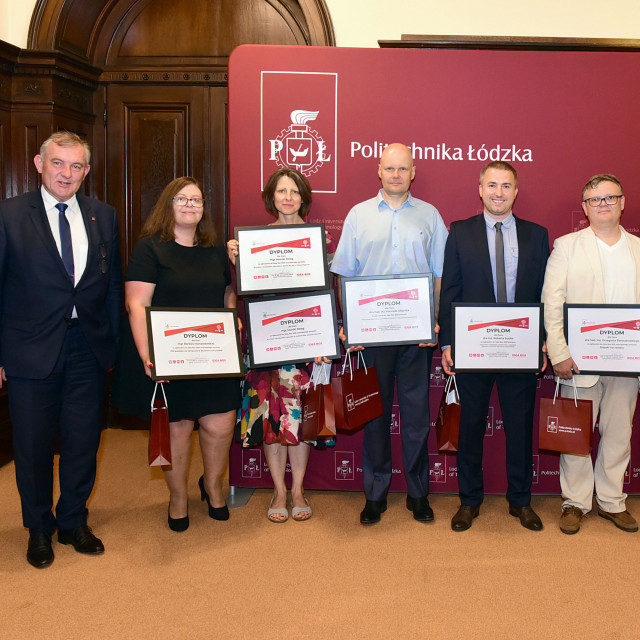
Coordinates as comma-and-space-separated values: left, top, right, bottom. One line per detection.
112, 176, 240, 532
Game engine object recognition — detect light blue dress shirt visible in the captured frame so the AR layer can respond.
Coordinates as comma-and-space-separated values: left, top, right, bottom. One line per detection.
484, 211, 518, 303
331, 190, 448, 278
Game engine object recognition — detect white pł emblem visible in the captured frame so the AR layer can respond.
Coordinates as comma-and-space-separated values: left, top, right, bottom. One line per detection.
269, 110, 332, 176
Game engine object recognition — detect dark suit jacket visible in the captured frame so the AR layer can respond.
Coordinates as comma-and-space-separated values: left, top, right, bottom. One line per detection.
439, 213, 549, 348
0, 190, 122, 379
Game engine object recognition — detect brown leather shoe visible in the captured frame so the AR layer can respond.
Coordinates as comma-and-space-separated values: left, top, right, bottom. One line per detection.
451, 505, 479, 532
597, 508, 638, 532
509, 504, 543, 531
559, 506, 583, 535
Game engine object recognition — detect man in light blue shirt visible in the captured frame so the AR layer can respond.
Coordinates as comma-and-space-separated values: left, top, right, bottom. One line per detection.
331, 143, 448, 525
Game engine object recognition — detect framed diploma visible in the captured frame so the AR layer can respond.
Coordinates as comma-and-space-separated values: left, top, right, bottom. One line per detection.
146, 307, 244, 380
235, 223, 329, 295
341, 274, 435, 348
564, 304, 640, 375
452, 303, 543, 372
245, 291, 340, 368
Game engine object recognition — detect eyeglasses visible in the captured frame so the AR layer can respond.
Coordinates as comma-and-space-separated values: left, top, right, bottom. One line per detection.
173, 196, 205, 207
583, 195, 622, 207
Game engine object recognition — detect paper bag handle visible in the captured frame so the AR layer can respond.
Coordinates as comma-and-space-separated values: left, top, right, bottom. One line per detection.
553, 377, 578, 407
150, 382, 168, 412
341, 350, 369, 381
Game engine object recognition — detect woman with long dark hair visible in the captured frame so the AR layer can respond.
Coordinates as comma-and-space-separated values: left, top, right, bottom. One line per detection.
113, 177, 240, 532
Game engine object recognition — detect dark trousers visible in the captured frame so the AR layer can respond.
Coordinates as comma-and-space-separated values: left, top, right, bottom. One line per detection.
9, 326, 106, 533
361, 345, 433, 501
455, 371, 537, 508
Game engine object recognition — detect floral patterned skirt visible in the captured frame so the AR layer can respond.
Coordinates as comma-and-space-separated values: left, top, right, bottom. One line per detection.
238, 365, 310, 446
238, 364, 335, 448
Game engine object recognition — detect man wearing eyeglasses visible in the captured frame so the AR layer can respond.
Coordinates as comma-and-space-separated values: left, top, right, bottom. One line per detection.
542, 174, 640, 535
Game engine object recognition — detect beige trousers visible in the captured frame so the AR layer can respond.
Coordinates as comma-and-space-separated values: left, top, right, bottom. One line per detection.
560, 376, 638, 513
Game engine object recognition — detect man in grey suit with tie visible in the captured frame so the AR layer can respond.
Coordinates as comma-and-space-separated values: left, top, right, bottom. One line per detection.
0, 131, 122, 568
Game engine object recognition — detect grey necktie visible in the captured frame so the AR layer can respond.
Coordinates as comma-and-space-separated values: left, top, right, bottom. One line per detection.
495, 221, 507, 303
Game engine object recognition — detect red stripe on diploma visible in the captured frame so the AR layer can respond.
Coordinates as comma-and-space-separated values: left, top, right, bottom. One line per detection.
164, 323, 225, 337
580, 319, 640, 333
358, 288, 419, 306
468, 317, 529, 331
250, 237, 311, 254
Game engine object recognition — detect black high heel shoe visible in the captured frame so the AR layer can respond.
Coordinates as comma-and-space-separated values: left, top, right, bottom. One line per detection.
198, 475, 229, 521
168, 505, 189, 532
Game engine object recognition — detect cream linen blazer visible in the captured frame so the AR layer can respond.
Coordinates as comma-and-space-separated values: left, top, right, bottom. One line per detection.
541, 226, 640, 388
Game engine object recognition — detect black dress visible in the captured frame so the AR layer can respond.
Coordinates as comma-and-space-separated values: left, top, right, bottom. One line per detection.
112, 236, 241, 421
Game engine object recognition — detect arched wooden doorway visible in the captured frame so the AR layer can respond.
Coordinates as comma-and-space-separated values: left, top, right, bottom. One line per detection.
28, 0, 335, 260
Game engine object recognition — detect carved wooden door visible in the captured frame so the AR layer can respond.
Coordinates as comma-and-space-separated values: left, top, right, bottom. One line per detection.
105, 83, 228, 263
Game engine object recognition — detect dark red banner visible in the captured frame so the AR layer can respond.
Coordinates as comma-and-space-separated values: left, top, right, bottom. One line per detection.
228, 45, 640, 494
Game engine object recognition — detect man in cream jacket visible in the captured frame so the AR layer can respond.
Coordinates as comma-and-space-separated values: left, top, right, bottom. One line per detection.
542, 174, 640, 535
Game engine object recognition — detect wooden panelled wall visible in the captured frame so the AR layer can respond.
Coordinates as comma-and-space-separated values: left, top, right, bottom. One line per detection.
0, 0, 335, 458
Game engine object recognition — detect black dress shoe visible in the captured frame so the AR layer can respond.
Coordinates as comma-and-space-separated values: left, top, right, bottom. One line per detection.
360, 499, 387, 525
27, 531, 54, 569
406, 495, 434, 522
451, 505, 480, 532
58, 525, 104, 554
509, 504, 543, 531
199, 475, 230, 521
168, 505, 189, 532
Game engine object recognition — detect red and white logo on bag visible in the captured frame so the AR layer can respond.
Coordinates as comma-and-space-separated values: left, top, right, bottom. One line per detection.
547, 416, 558, 433
346, 393, 355, 412
335, 451, 355, 480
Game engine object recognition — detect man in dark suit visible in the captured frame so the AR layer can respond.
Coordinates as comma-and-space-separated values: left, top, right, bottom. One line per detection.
439, 161, 548, 532
0, 131, 122, 568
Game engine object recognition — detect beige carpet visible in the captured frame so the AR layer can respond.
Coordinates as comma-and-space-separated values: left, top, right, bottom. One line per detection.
0, 429, 639, 640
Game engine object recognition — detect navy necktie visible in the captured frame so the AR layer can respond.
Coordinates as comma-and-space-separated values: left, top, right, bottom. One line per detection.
56, 202, 74, 281
495, 221, 507, 303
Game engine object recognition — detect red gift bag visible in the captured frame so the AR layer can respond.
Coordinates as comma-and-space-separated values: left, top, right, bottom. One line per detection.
149, 382, 172, 466
331, 351, 383, 433
301, 364, 336, 440
435, 375, 460, 453
538, 379, 593, 456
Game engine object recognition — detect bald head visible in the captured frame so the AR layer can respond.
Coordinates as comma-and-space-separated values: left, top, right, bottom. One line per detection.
378, 143, 415, 204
